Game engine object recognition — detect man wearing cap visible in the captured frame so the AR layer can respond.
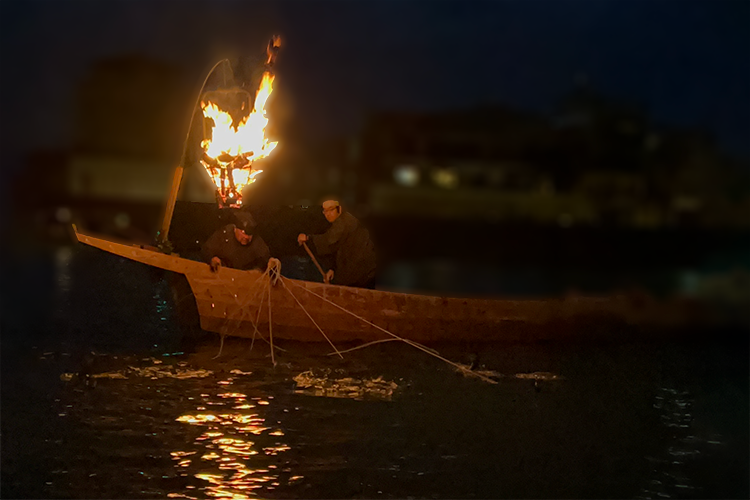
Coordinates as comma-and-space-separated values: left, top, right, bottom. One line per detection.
297, 200, 377, 288
202, 212, 271, 272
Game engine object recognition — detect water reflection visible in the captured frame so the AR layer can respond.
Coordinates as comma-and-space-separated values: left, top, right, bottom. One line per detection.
53, 246, 74, 326
173, 381, 295, 498
54, 246, 73, 294
12, 246, 744, 500
637, 386, 719, 499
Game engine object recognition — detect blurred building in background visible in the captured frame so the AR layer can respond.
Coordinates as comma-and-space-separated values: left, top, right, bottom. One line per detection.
12, 55, 192, 244
11, 57, 749, 255
340, 81, 750, 230
8, 55, 748, 301
357, 105, 564, 222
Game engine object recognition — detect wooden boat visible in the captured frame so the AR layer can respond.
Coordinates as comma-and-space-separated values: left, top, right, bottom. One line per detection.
69, 54, 743, 346
73, 226, 731, 344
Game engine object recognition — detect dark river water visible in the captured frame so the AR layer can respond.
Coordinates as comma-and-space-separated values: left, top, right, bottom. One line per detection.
1, 246, 748, 499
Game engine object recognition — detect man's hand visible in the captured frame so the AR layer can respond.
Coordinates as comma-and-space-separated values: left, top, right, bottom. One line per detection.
324, 269, 334, 284
209, 256, 222, 272
297, 233, 308, 245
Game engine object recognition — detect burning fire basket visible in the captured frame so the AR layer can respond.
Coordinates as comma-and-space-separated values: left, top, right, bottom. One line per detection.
199, 36, 281, 208
156, 36, 281, 251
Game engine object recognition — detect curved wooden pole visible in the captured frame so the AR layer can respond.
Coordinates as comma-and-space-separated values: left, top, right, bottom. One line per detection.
156, 59, 231, 248
156, 166, 183, 247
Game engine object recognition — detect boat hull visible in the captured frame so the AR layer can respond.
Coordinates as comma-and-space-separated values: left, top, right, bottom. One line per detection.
73, 228, 733, 343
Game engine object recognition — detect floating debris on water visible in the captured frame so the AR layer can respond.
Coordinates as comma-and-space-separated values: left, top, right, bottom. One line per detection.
230, 369, 252, 376
130, 365, 214, 379
451, 368, 564, 383
514, 372, 564, 381
60, 364, 213, 382
92, 372, 128, 379
293, 370, 398, 401
453, 363, 502, 379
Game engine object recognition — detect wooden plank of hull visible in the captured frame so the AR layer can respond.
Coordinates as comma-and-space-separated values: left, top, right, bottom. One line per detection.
73, 228, 724, 342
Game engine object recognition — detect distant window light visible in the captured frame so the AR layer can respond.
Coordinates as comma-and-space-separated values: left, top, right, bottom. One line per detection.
558, 213, 573, 228
552, 113, 590, 129
680, 271, 700, 295
645, 134, 661, 151
394, 165, 420, 187
56, 207, 72, 223
672, 196, 702, 212
114, 212, 131, 229
431, 168, 459, 189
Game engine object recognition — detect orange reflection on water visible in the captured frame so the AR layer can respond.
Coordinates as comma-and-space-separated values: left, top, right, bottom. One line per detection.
171, 451, 197, 458
218, 393, 247, 399
236, 425, 270, 435
177, 414, 220, 424
219, 414, 262, 425
172, 388, 298, 498
263, 445, 291, 456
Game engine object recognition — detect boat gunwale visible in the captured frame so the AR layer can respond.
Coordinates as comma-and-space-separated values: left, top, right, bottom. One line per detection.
72, 226, 554, 306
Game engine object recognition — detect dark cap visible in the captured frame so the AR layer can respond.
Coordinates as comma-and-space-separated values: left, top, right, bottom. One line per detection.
233, 212, 257, 234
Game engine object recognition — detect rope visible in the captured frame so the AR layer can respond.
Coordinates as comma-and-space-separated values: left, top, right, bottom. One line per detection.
279, 278, 343, 358
244, 274, 287, 353
249, 275, 267, 353
267, 257, 282, 285
267, 274, 275, 366
327, 338, 397, 355
326, 338, 439, 356
213, 267, 286, 357
284, 278, 498, 384
220, 272, 267, 341
205, 261, 492, 384
212, 334, 226, 359
209, 267, 266, 359
221, 270, 268, 338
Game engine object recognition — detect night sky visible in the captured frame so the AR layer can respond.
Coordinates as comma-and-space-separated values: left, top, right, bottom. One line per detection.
1, 0, 748, 174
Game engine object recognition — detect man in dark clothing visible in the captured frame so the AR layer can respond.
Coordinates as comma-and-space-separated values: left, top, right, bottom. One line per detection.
297, 200, 377, 288
202, 212, 271, 272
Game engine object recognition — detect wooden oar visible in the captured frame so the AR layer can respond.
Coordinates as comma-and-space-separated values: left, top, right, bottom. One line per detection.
302, 241, 330, 284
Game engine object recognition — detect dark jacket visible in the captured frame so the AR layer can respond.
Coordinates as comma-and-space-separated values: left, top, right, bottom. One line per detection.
312, 211, 376, 287
201, 224, 271, 271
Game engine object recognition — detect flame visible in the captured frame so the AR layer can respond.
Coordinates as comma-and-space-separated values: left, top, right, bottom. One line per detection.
200, 72, 278, 206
